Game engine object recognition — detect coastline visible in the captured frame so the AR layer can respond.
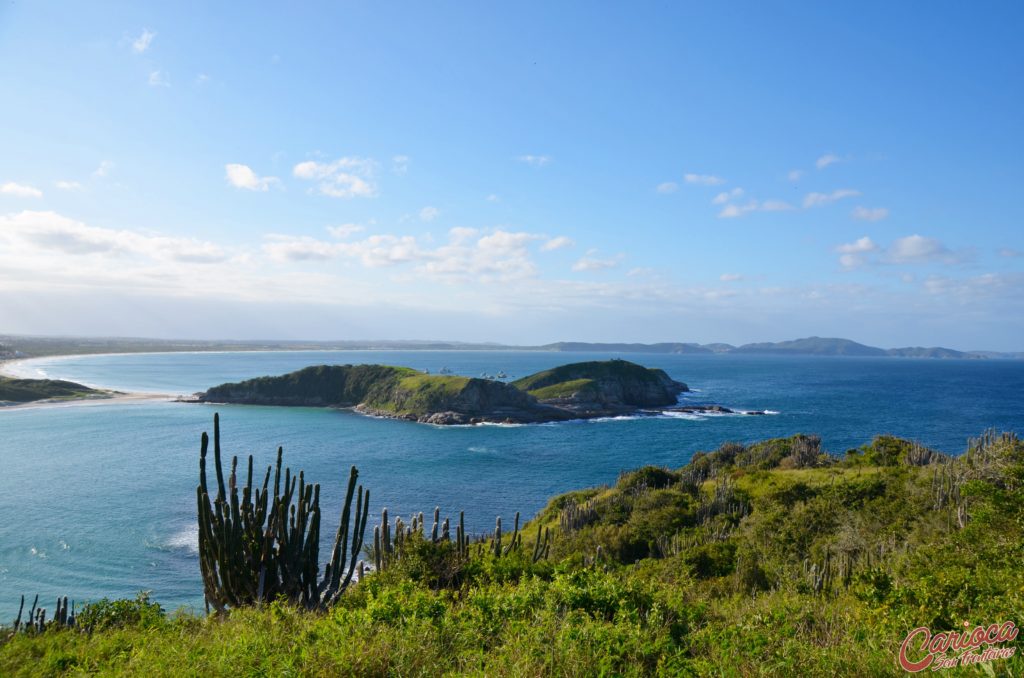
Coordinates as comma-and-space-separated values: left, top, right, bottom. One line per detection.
0, 356, 175, 410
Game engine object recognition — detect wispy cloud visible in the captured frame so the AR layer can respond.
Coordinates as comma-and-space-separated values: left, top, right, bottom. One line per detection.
485, 194, 500, 202
998, 247, 1022, 258
712, 188, 744, 204
835, 236, 879, 270
93, 161, 113, 179
518, 155, 551, 167
326, 223, 365, 239
787, 169, 804, 182
851, 206, 889, 222
55, 180, 83, 191
132, 29, 156, 54
1, 182, 43, 198
684, 173, 725, 186
225, 164, 279, 191
655, 181, 679, 194
720, 273, 743, 282
836, 234, 969, 270
816, 153, 842, 170
541, 236, 574, 251
419, 206, 440, 222
572, 249, 622, 272
148, 70, 169, 87
0, 210, 227, 263
803, 189, 860, 208
293, 157, 377, 198
718, 198, 794, 218
392, 155, 410, 175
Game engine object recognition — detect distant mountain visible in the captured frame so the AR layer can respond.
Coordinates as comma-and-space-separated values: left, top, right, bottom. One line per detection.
700, 343, 737, 353
886, 346, 970, 359
732, 337, 888, 356
541, 342, 711, 354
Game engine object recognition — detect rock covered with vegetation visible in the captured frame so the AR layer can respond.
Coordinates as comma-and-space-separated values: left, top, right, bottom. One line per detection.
195, 360, 687, 424
0, 375, 106, 405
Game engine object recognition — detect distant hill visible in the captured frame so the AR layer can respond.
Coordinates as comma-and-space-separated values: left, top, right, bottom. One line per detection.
732, 337, 888, 356
541, 342, 711, 354
886, 346, 971, 359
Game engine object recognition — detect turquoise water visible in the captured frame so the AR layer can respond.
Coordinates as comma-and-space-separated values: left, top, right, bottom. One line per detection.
2, 350, 1023, 618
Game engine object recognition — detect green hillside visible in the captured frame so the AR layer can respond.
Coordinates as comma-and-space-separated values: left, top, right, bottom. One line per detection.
4, 429, 1021, 675
0, 376, 103, 404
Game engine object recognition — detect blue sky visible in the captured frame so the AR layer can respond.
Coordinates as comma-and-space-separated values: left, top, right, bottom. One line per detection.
1, 2, 1022, 349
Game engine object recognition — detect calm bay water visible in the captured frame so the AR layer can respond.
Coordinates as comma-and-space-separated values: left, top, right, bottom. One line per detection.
2, 350, 1023, 618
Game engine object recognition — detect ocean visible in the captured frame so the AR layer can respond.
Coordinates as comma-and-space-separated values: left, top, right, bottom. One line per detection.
1, 350, 1022, 618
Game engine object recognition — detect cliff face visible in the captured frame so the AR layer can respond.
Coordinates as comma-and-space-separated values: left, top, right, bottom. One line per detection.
196, 360, 688, 424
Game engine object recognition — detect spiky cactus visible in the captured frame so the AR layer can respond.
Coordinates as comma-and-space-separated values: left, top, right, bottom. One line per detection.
196, 413, 369, 612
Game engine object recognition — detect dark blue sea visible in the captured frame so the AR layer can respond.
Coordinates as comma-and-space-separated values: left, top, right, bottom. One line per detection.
2, 350, 1022, 618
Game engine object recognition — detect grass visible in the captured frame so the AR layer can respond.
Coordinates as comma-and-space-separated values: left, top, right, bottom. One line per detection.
524, 378, 597, 400
3, 430, 1023, 675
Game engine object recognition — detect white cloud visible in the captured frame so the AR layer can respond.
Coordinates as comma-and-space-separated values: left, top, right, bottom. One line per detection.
292, 157, 377, 198
851, 206, 889, 222
132, 29, 156, 54
195, 73, 210, 85
717, 198, 793, 218
656, 182, 679, 194
760, 200, 795, 212
419, 206, 440, 222
720, 273, 743, 282
262, 235, 341, 262
541, 236, 574, 251
1, 182, 43, 198
572, 249, 622, 272
225, 164, 279, 191
816, 153, 841, 170
835, 234, 968, 270
998, 247, 1022, 258
684, 173, 725, 186
326, 223, 365, 239
835, 236, 880, 270
787, 169, 804, 182
148, 70, 169, 87
518, 155, 551, 167
55, 180, 83, 191
712, 188, 744, 204
885, 235, 952, 264
93, 161, 113, 178
0, 210, 227, 263
392, 155, 410, 175
803, 189, 861, 208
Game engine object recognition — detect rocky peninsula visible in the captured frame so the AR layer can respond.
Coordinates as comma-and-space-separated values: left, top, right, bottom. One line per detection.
193, 359, 689, 424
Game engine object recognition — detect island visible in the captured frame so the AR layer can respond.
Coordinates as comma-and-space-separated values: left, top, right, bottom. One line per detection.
193, 359, 690, 424
0, 375, 108, 406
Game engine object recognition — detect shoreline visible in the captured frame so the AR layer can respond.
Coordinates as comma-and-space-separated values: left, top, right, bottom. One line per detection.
0, 391, 176, 411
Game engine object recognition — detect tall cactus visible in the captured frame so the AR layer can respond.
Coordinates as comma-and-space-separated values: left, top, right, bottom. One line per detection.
196, 413, 369, 612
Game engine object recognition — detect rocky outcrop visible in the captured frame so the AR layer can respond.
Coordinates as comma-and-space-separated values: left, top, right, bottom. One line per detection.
195, 360, 689, 425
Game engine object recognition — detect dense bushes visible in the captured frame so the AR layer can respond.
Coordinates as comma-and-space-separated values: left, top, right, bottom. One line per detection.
3, 431, 1023, 676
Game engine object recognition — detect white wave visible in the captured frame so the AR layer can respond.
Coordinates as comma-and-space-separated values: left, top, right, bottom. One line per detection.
661, 411, 702, 420
30, 547, 47, 559
468, 446, 493, 453
166, 525, 199, 554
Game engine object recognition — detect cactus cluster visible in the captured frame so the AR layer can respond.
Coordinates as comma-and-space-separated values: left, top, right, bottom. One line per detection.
196, 413, 369, 612
11, 594, 74, 633
559, 499, 599, 532
371, 507, 549, 573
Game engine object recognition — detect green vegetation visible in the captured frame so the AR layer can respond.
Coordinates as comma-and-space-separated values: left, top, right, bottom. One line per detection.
0, 375, 105, 404
521, 377, 597, 400
510, 359, 684, 401
199, 359, 686, 423
3, 429, 1023, 676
